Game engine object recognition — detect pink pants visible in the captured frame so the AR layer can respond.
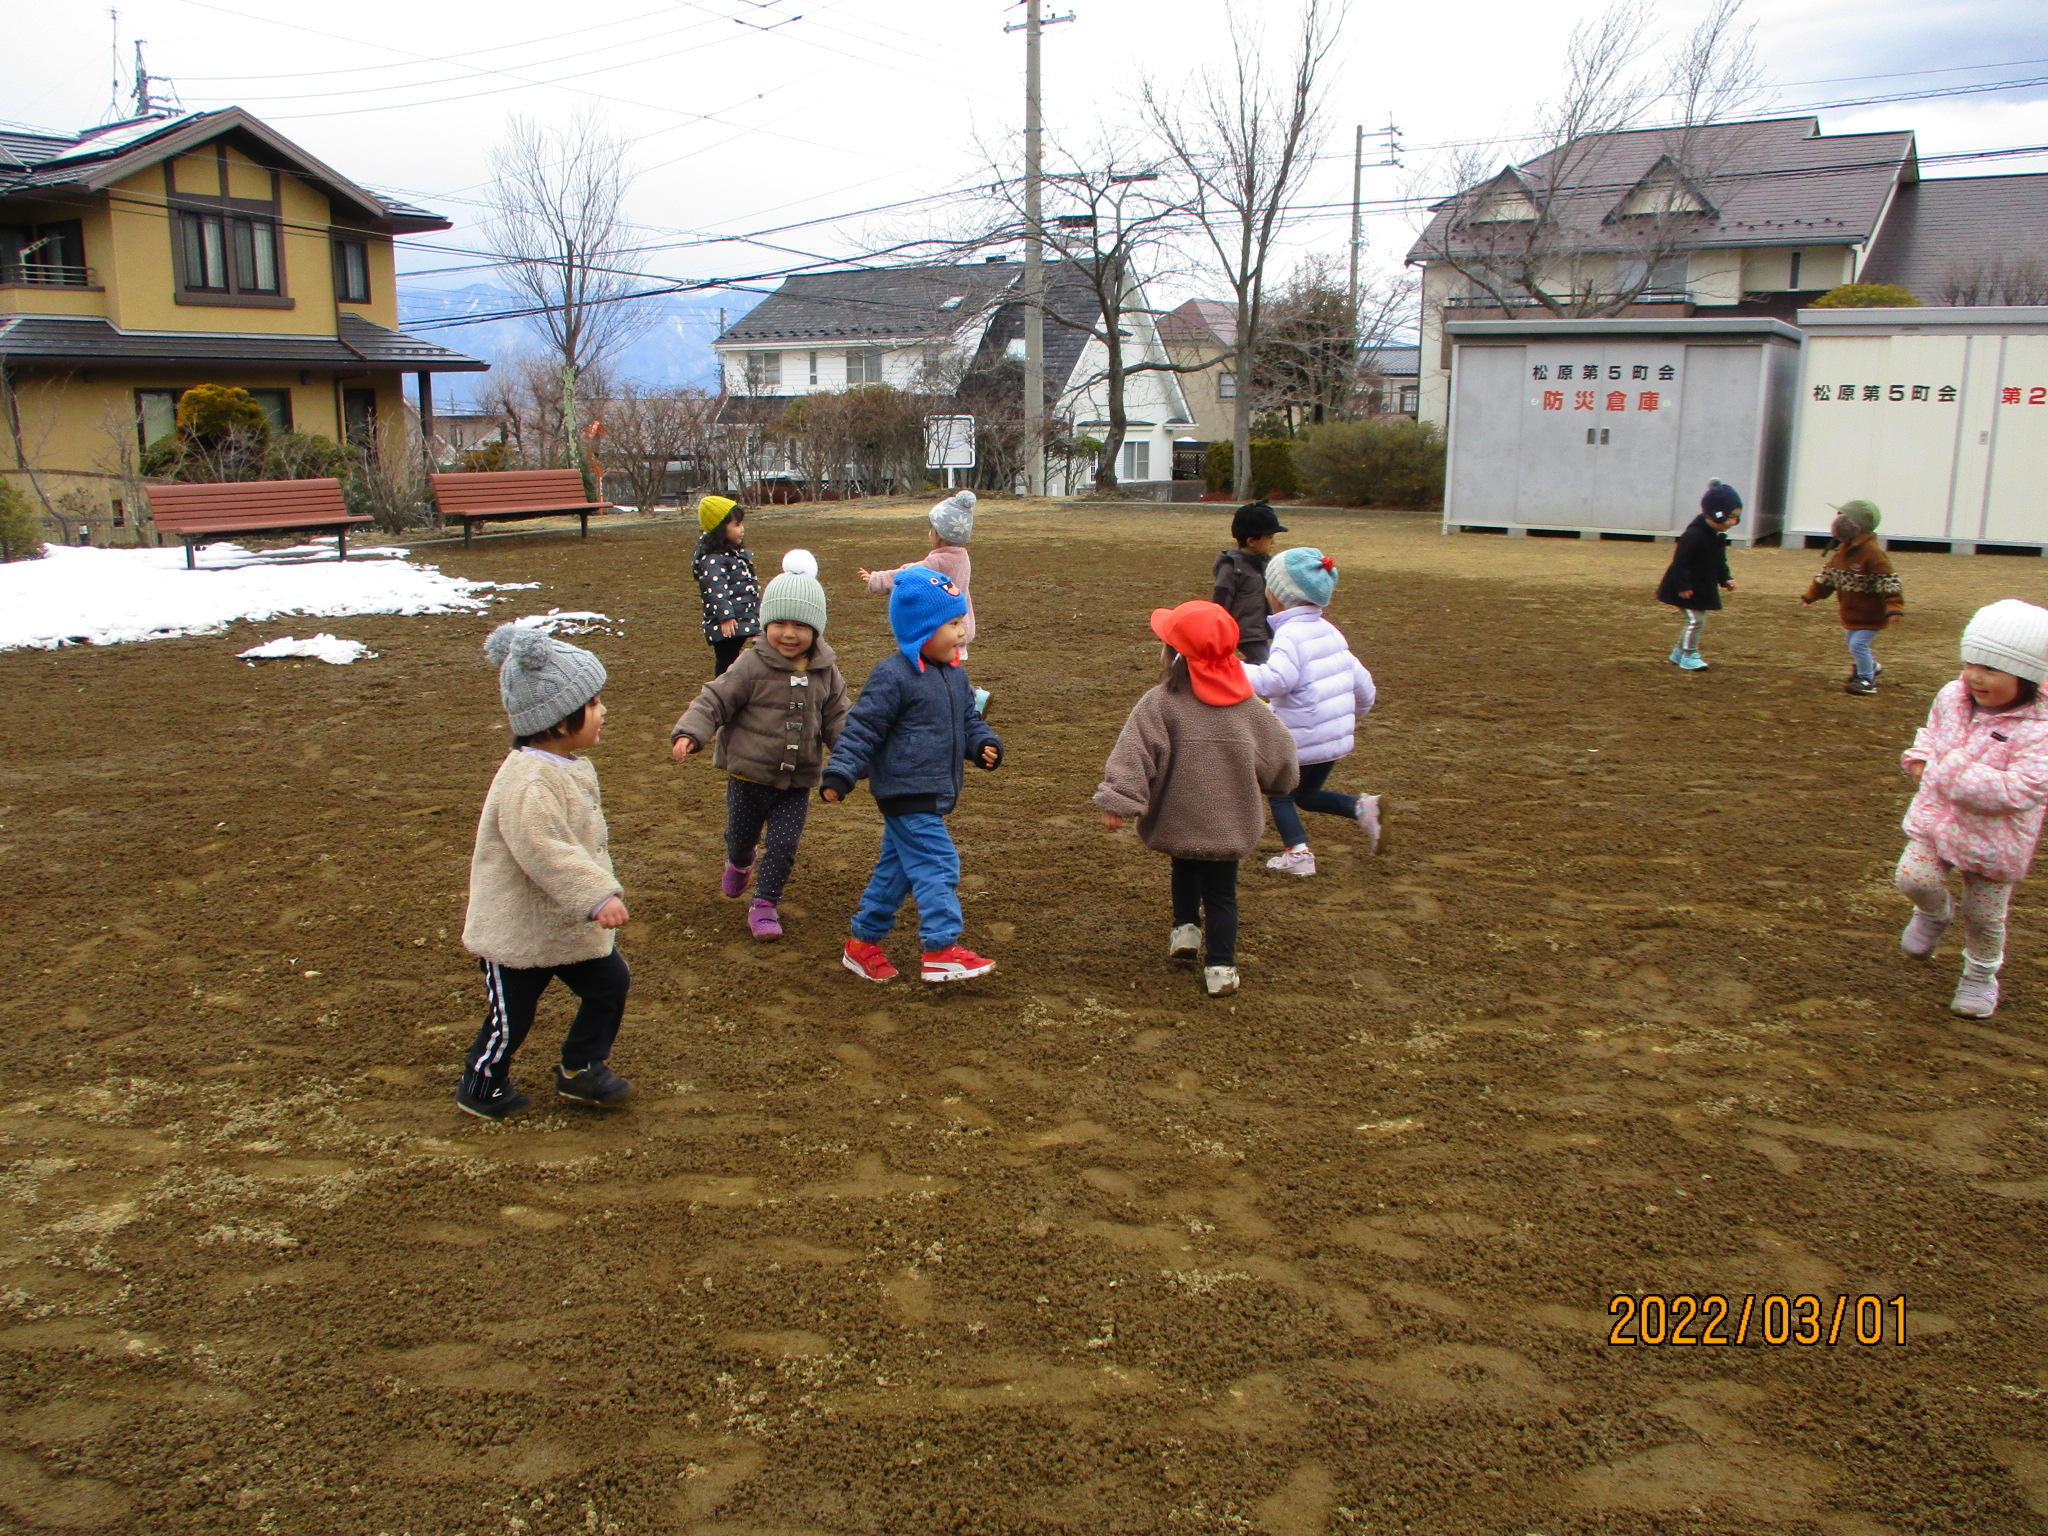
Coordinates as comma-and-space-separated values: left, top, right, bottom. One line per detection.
1894, 838, 2013, 965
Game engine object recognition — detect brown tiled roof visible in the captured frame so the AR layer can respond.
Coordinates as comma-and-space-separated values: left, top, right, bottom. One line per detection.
1859, 173, 2048, 301
1159, 298, 1237, 348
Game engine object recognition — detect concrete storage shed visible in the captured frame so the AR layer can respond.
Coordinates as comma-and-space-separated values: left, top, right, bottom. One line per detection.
1784, 307, 2048, 552
1443, 317, 1802, 545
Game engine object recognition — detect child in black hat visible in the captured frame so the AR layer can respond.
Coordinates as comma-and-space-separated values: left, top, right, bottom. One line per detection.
1654, 480, 1741, 671
1213, 500, 1287, 663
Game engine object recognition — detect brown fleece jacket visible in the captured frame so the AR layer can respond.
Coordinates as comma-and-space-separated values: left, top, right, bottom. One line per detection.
1804, 531, 1903, 629
463, 751, 621, 970
1095, 682, 1299, 861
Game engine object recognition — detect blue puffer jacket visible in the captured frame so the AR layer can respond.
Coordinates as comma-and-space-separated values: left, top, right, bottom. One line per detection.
822, 652, 1001, 814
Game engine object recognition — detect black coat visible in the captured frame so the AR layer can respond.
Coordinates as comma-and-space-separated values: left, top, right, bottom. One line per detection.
1655, 515, 1732, 611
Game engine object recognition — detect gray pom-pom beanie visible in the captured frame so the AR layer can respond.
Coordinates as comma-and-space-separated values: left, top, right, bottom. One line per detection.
483, 622, 609, 736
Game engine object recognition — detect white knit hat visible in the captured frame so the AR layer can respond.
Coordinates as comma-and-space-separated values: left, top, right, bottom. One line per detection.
1961, 599, 2048, 684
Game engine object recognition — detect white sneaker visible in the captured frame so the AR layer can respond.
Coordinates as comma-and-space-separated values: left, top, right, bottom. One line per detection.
1204, 965, 1240, 997
1900, 909, 1949, 959
1264, 846, 1316, 877
1355, 794, 1383, 854
1951, 959, 2000, 1018
1168, 923, 1201, 961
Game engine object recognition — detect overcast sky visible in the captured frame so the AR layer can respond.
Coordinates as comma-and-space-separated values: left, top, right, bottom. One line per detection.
6, 0, 2045, 316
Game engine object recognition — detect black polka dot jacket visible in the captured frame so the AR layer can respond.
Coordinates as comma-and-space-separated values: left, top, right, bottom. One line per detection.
693, 533, 762, 643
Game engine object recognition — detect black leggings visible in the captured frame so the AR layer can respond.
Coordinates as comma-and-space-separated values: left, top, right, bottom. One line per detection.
1170, 857, 1239, 965
460, 950, 630, 1096
726, 778, 810, 902
710, 635, 747, 675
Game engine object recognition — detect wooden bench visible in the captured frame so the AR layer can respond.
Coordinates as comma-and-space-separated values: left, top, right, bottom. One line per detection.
145, 478, 371, 569
429, 469, 612, 547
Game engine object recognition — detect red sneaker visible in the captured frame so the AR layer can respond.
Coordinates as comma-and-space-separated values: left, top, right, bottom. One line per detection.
921, 944, 994, 983
842, 938, 897, 982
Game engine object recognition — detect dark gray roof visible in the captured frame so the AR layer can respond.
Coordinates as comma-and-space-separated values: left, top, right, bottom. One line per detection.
969, 261, 1105, 399
717, 260, 1028, 344
0, 110, 451, 234
1407, 115, 1916, 263
0, 312, 486, 372
1859, 174, 2048, 303
1360, 344, 1419, 378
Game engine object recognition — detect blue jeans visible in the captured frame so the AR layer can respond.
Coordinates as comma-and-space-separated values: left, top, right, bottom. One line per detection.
852, 812, 963, 951
1847, 628, 1879, 680
1269, 759, 1358, 848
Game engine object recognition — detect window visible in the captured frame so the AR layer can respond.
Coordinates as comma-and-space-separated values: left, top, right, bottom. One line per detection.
1, 220, 87, 286
1616, 253, 1689, 299
1399, 385, 1419, 415
247, 389, 293, 433
807, 350, 819, 386
1218, 371, 1237, 399
846, 347, 884, 386
135, 386, 291, 450
744, 350, 782, 390
333, 239, 370, 303
1121, 440, 1151, 481
176, 209, 281, 297
1788, 251, 1803, 289
343, 389, 377, 448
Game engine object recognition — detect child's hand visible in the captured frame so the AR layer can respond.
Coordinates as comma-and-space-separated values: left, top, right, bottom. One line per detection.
1100, 811, 1124, 832
1888, 612, 1905, 624
856, 567, 872, 581
593, 896, 629, 929
1799, 595, 1815, 606
820, 786, 842, 804
671, 737, 696, 762
1906, 761, 1926, 783
978, 744, 999, 769
1677, 588, 1694, 600
1721, 580, 1736, 591
719, 618, 737, 638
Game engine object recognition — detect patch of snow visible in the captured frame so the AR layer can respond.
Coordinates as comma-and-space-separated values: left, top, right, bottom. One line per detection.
510, 609, 617, 637
238, 634, 378, 665
0, 541, 521, 652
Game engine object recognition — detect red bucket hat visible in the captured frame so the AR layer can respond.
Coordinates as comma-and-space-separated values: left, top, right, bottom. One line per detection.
1150, 601, 1252, 707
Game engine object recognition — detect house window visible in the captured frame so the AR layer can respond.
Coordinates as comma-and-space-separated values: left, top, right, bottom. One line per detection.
333, 239, 370, 303
343, 389, 377, 448
1399, 385, 1419, 415
135, 386, 292, 450
1219, 371, 1237, 399
1616, 253, 1689, 299
846, 347, 884, 386
1121, 441, 1151, 481
807, 350, 819, 386
1, 220, 88, 286
176, 209, 281, 297
745, 350, 782, 390
247, 388, 293, 433
1788, 251, 1803, 289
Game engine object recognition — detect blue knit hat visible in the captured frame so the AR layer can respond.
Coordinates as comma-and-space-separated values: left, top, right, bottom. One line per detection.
889, 567, 969, 670
1701, 479, 1743, 517
1266, 545, 1337, 610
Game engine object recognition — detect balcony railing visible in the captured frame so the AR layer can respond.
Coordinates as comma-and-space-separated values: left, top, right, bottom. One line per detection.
1441, 288, 1695, 311
0, 261, 96, 288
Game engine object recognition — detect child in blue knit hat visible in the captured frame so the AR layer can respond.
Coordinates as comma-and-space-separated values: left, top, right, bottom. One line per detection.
820, 568, 1004, 983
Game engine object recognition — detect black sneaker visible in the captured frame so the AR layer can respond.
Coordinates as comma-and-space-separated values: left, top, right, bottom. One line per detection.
1844, 676, 1878, 696
456, 1081, 529, 1120
554, 1061, 631, 1105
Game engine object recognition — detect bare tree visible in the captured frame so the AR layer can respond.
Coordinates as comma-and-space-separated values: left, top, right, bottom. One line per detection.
1933, 254, 2048, 306
1146, 0, 1344, 498
485, 112, 655, 492
1253, 253, 1418, 431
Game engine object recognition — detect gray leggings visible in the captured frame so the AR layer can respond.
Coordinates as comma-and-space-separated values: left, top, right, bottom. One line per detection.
1676, 610, 1708, 652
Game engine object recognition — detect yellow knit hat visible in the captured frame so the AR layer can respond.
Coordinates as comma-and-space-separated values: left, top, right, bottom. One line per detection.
697, 494, 739, 533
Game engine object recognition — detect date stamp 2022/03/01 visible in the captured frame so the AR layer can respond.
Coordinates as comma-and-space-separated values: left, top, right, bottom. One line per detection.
1607, 1293, 1908, 1347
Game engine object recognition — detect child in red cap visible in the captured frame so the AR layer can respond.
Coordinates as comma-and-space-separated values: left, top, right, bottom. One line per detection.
1095, 600, 1299, 996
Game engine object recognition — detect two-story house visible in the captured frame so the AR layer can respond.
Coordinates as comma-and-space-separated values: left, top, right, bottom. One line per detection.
0, 108, 484, 537
1405, 115, 1918, 427
713, 256, 1193, 493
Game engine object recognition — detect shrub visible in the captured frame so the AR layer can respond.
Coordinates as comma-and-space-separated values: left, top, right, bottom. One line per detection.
1205, 438, 1300, 498
1810, 282, 1920, 309
456, 439, 520, 473
1294, 418, 1446, 509
0, 479, 46, 562
265, 431, 349, 480
175, 384, 272, 443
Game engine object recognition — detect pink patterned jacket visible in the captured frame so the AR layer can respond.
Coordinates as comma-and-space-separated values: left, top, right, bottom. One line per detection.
1901, 679, 2048, 883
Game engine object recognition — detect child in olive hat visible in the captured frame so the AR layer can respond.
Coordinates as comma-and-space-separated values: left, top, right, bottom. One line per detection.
1801, 497, 1901, 696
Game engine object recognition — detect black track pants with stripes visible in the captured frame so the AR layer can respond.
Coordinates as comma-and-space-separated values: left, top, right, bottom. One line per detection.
459, 950, 630, 1097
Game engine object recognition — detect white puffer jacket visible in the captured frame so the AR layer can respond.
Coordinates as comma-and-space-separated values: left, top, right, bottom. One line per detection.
1244, 607, 1376, 765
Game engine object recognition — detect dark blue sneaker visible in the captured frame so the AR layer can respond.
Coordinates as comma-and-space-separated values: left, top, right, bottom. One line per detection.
456, 1081, 529, 1120
554, 1061, 631, 1105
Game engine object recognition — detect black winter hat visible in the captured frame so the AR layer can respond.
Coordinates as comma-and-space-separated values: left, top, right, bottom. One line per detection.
1231, 500, 1287, 541
1700, 479, 1743, 517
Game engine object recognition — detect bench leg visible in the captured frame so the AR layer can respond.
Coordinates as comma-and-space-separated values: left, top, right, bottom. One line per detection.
185, 537, 197, 571
579, 512, 589, 538
464, 520, 474, 548
337, 527, 348, 561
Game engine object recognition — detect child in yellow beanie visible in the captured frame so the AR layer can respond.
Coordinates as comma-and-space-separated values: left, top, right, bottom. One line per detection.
693, 494, 759, 675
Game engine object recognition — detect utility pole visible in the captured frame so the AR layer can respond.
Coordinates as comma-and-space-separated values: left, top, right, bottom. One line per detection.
1347, 120, 1403, 321
1006, 0, 1073, 498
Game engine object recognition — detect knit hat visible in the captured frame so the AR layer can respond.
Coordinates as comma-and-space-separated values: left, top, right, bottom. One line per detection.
929, 490, 976, 545
760, 548, 827, 634
889, 566, 969, 670
1231, 500, 1287, 541
484, 622, 608, 737
1829, 498, 1881, 538
1701, 479, 1743, 517
1150, 601, 1252, 707
697, 494, 740, 533
1265, 545, 1338, 611
1961, 599, 2048, 684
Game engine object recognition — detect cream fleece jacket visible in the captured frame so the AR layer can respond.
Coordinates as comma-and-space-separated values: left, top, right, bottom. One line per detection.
462, 751, 622, 969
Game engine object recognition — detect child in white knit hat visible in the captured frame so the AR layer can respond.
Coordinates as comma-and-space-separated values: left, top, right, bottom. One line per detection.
857, 490, 990, 714
670, 550, 850, 941
458, 623, 631, 1120
1896, 599, 2048, 1018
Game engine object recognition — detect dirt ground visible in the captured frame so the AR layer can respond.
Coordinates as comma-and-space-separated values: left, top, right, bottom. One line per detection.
2, 499, 2046, 1536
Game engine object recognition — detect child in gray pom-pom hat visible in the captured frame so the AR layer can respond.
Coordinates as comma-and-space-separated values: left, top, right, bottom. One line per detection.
456, 622, 632, 1121
857, 490, 992, 715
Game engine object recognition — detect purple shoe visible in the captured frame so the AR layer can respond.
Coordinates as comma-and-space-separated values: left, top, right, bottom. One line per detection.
720, 860, 754, 898
747, 899, 782, 940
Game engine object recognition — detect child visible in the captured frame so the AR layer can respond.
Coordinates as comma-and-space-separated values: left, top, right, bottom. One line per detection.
457, 623, 631, 1120
821, 568, 1003, 983
693, 494, 760, 676
1895, 600, 2048, 1018
1801, 498, 1901, 696
1655, 480, 1742, 671
1246, 546, 1381, 876
670, 550, 849, 941
1212, 500, 1287, 663
858, 490, 988, 714
1096, 600, 1299, 997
